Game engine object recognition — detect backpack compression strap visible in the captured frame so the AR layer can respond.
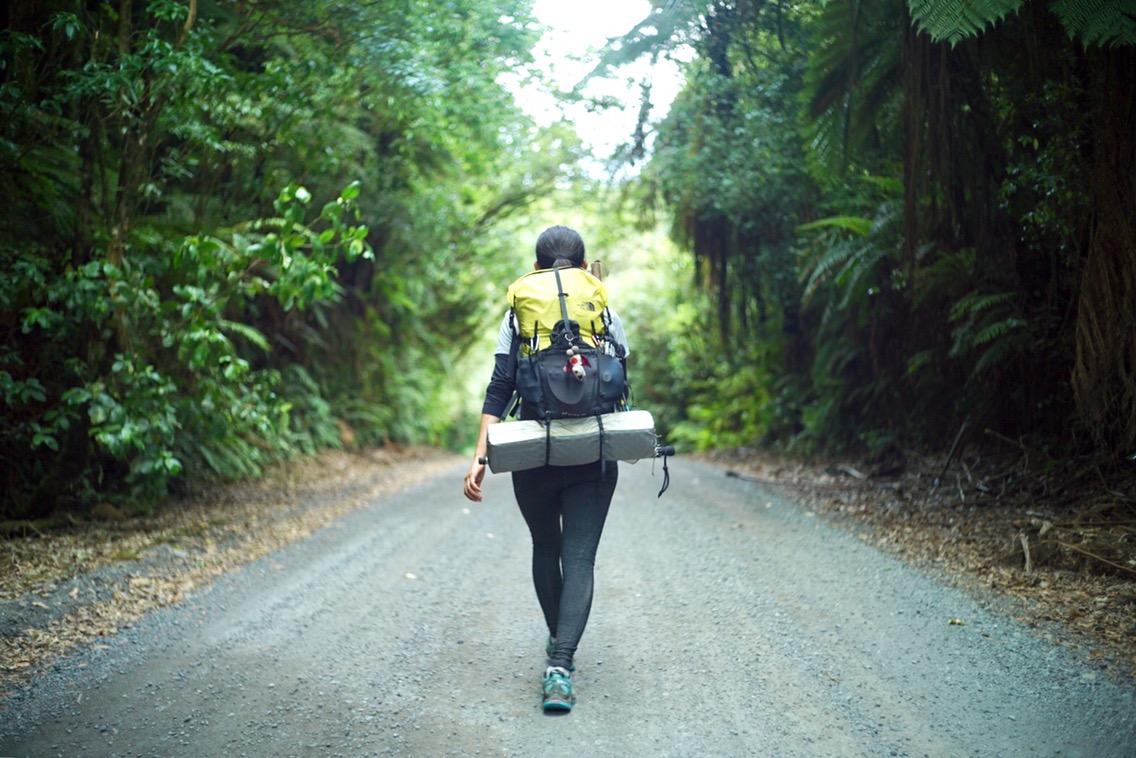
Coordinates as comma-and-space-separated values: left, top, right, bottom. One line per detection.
597, 413, 606, 479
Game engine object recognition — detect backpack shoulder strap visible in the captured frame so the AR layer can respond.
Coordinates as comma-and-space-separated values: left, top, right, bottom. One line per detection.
503, 308, 522, 418
552, 265, 573, 334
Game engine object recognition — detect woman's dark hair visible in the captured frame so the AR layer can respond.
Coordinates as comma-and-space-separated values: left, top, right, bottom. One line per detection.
535, 225, 585, 269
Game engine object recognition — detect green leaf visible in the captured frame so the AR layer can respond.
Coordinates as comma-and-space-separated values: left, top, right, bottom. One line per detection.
15, 378, 47, 404
49, 12, 83, 41
21, 307, 61, 333
341, 180, 362, 200
218, 319, 270, 352
32, 431, 59, 451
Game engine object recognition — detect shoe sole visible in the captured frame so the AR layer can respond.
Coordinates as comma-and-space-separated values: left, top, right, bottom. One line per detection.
542, 698, 573, 712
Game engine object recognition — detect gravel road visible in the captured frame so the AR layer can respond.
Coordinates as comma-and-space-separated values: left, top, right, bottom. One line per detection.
2, 457, 1134, 757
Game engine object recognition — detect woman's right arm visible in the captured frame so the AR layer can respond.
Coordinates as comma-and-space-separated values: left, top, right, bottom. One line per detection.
464, 412, 500, 502
465, 316, 515, 502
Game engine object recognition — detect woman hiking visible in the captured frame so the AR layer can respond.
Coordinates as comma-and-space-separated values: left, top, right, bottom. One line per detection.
463, 225, 629, 712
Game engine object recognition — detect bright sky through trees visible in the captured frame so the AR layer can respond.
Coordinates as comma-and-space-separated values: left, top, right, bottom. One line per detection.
520, 0, 685, 170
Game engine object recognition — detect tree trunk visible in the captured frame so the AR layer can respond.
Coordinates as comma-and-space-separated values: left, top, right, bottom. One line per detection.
1072, 47, 1136, 450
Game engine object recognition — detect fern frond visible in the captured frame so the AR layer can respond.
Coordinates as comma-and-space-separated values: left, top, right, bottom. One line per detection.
908, 0, 1027, 46
797, 215, 873, 236
835, 239, 892, 310
916, 248, 976, 292
801, 0, 905, 174
946, 286, 1031, 381
801, 239, 857, 305
971, 316, 1028, 347
868, 199, 903, 237
948, 291, 1014, 322
1051, 0, 1136, 47
905, 349, 935, 378
971, 326, 1029, 376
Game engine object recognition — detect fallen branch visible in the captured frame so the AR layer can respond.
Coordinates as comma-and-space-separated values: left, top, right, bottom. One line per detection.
934, 420, 969, 487
725, 470, 854, 490
726, 470, 798, 487
984, 428, 1032, 455
984, 428, 1064, 469
725, 469, 901, 491
1055, 540, 1136, 577
0, 519, 55, 538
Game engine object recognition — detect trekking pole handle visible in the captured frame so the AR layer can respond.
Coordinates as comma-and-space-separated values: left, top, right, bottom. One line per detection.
477, 456, 488, 465
655, 445, 675, 457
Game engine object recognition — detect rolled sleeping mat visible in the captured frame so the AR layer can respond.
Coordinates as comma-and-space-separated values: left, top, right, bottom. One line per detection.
484, 410, 659, 473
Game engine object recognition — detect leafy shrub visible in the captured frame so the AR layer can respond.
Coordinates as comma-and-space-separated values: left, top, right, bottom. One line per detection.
0, 184, 370, 518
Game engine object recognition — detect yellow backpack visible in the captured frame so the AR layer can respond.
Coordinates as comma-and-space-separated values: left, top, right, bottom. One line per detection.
507, 267, 609, 354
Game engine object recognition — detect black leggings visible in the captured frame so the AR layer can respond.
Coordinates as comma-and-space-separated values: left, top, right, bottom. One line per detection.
512, 460, 618, 670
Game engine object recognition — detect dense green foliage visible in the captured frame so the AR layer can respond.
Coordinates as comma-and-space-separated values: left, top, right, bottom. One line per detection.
4, 0, 1133, 519
614, 0, 1135, 460
0, 0, 578, 518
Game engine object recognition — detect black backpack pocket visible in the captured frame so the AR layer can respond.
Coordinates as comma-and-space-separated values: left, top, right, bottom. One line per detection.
516, 346, 625, 419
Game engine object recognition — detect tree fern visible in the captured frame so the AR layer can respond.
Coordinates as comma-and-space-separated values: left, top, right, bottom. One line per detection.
948, 289, 1031, 381
801, 233, 859, 305
905, 348, 935, 377
801, 196, 899, 298
913, 247, 976, 306
907, 0, 1026, 46
909, 0, 1136, 47
971, 319, 1031, 377
834, 235, 895, 311
972, 317, 1028, 348
947, 291, 1014, 324
797, 215, 874, 237
1051, 0, 1136, 47
801, 0, 906, 175
801, 198, 903, 313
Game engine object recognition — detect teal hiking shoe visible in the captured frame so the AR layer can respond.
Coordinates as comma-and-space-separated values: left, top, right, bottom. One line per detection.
542, 666, 574, 712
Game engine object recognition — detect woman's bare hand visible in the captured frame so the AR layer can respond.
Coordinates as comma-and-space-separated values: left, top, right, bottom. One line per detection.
464, 459, 487, 502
